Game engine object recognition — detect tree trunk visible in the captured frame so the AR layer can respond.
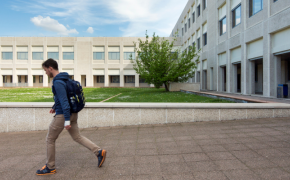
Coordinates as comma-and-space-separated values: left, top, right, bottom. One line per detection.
164, 82, 169, 92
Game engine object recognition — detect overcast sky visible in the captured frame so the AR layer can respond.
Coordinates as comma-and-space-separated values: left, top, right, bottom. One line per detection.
0, 0, 188, 37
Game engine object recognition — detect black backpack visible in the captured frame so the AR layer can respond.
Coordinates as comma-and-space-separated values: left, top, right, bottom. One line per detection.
53, 79, 86, 113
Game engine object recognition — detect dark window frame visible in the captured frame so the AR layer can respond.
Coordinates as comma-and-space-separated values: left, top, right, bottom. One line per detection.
185, 23, 187, 32
203, 0, 207, 10
39, 76, 43, 83
192, 12, 195, 23
197, 5, 201, 17
249, 0, 263, 17
232, 4, 241, 28
18, 75, 21, 83
124, 75, 135, 83
197, 38, 201, 50
110, 76, 120, 83
96, 76, 104, 83
188, 18, 191, 28
182, 28, 184, 36
203, 33, 207, 46
219, 16, 227, 36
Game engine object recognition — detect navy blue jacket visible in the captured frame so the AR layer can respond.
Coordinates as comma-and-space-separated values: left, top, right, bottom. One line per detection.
52, 72, 71, 122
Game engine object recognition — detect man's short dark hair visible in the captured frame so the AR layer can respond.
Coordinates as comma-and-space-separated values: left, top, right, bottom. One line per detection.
42, 58, 58, 70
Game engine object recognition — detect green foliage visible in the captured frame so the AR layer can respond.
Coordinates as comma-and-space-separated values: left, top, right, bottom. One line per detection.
131, 32, 200, 91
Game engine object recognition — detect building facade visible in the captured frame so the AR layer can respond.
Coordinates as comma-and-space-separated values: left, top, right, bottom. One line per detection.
0, 37, 179, 88
170, 0, 290, 97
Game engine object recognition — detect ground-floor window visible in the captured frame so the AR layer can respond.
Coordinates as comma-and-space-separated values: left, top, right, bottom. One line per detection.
110, 76, 120, 83
96, 76, 104, 83
139, 77, 146, 83
125, 76, 135, 83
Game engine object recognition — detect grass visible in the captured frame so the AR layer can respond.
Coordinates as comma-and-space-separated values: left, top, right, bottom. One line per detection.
0, 87, 233, 103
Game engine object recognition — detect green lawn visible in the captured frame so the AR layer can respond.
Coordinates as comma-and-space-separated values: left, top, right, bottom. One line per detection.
0, 87, 233, 103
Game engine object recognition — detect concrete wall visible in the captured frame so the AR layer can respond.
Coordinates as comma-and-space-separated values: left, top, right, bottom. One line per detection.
169, 82, 200, 91
1, 102, 290, 133
170, 0, 290, 98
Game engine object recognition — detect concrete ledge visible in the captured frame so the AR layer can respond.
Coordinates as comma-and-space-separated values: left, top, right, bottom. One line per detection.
1, 103, 290, 133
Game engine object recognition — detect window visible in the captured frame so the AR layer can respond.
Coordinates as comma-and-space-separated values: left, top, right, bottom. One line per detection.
2, 52, 13, 60
3, 76, 7, 83
25, 76, 28, 83
197, 38, 201, 50
33, 76, 36, 83
17, 52, 28, 60
108, 52, 120, 60
93, 52, 105, 60
47, 52, 59, 60
203, 0, 207, 10
125, 76, 135, 83
124, 52, 135, 60
255, 64, 258, 82
69, 75, 74, 80
250, 0, 263, 17
220, 17, 227, 35
182, 28, 184, 36
197, 5, 201, 17
32, 52, 43, 60
188, 19, 191, 28
96, 76, 104, 83
232, 4, 241, 27
203, 33, 207, 46
18, 75, 21, 83
63, 52, 74, 60
110, 76, 120, 83
185, 23, 187, 32
139, 77, 146, 83
39, 76, 43, 83
192, 12, 195, 23
192, 42, 196, 48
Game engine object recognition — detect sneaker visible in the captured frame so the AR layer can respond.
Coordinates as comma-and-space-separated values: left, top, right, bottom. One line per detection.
36, 165, 56, 176
97, 149, 106, 168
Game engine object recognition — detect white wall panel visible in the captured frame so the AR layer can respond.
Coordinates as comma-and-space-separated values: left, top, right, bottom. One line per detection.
123, 47, 135, 52
16, 69, 28, 75
62, 69, 74, 75
219, 52, 227, 66
17, 46, 28, 52
32, 46, 43, 52
197, 29, 201, 38
93, 46, 104, 52
47, 46, 59, 52
108, 47, 120, 52
197, 62, 200, 71
108, 69, 120, 75
62, 46, 74, 52
231, 47, 241, 63
191, 3, 195, 12
1, 46, 13, 52
93, 69, 105, 75
272, 28, 290, 54
1, 69, 13, 75
203, 23, 207, 33
197, 0, 200, 5
202, 60, 207, 70
219, 4, 226, 20
231, 0, 241, 9
192, 33, 196, 42
247, 39, 263, 60
32, 69, 44, 75
123, 69, 135, 75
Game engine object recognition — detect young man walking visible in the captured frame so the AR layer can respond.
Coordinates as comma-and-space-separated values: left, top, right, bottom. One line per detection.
36, 58, 106, 175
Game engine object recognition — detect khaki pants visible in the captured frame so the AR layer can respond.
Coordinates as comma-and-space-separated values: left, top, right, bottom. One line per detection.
46, 113, 101, 169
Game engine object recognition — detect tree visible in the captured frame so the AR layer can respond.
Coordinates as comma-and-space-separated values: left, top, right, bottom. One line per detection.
131, 32, 200, 92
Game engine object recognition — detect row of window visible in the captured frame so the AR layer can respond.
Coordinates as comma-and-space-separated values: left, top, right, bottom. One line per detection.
3, 75, 146, 84
182, 0, 267, 38
1, 52, 136, 60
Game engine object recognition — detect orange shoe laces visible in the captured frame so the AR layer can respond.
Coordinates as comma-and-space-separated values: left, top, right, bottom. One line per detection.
41, 165, 46, 170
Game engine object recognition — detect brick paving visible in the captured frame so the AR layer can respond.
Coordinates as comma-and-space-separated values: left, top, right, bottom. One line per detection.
1, 117, 290, 179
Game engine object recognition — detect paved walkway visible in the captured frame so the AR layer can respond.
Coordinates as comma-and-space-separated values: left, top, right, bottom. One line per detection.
1, 117, 290, 180
196, 90, 290, 104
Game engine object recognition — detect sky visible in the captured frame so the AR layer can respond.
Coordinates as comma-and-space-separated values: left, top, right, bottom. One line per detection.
0, 0, 188, 37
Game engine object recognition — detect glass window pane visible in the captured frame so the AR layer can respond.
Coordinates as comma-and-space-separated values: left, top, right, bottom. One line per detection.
32, 52, 43, 60
17, 52, 28, 60
124, 52, 135, 60
235, 6, 241, 26
2, 52, 13, 60
93, 52, 104, 60
221, 17, 227, 34
47, 52, 59, 60
109, 52, 120, 60
63, 52, 74, 60
253, 0, 263, 14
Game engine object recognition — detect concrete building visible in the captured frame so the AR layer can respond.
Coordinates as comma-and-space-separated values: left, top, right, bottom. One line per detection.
0, 37, 179, 88
170, 0, 290, 98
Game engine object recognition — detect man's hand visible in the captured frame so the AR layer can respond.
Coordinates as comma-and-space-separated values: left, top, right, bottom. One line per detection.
49, 109, 55, 114
65, 125, 71, 130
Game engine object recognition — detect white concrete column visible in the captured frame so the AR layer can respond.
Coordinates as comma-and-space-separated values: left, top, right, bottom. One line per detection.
0, 72, 3, 87
135, 74, 139, 87
28, 70, 33, 87
12, 68, 17, 84
120, 68, 124, 87
104, 69, 109, 87
43, 73, 48, 87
